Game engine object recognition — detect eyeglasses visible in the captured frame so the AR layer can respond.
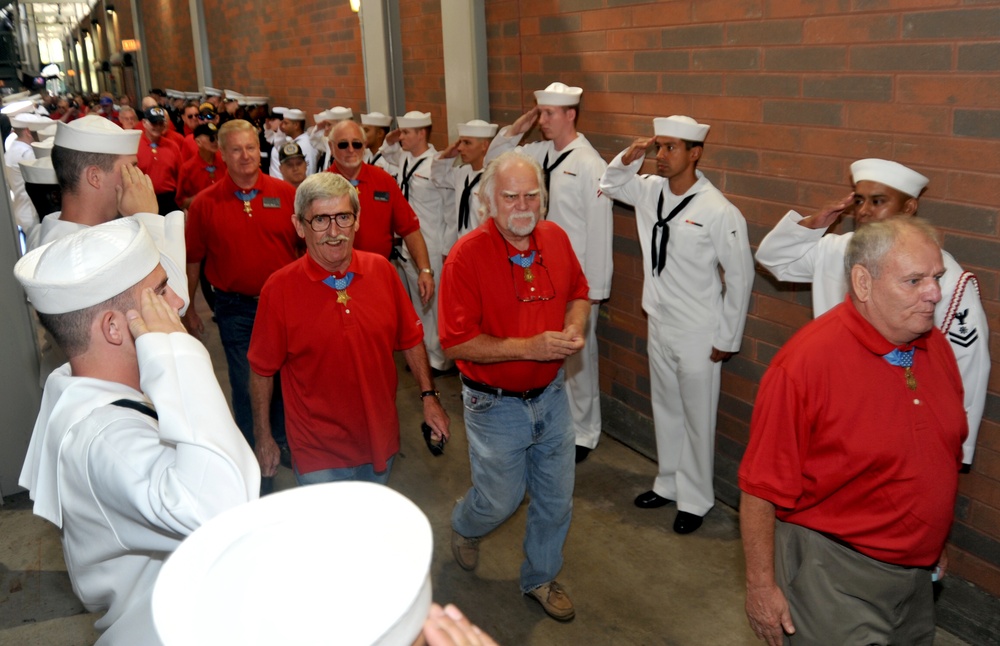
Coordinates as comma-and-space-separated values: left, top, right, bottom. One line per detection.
509, 253, 555, 302
500, 190, 542, 206
336, 140, 365, 150
305, 212, 357, 232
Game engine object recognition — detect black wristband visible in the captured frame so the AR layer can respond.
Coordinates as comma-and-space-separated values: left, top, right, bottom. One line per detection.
420, 390, 440, 400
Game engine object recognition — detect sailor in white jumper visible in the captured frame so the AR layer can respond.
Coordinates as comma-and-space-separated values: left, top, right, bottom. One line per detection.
756, 158, 989, 468
486, 82, 613, 462
599, 116, 753, 534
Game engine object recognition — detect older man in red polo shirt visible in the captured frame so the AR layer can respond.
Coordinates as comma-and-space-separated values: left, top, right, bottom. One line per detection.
325, 119, 434, 303
248, 173, 449, 485
184, 119, 300, 485
137, 107, 182, 214
439, 151, 589, 623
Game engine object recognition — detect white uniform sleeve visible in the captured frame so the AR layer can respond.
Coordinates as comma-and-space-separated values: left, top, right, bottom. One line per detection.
598, 151, 647, 207
937, 259, 990, 465
379, 140, 404, 169
579, 154, 614, 300
484, 125, 523, 165
89, 332, 260, 545
433, 156, 459, 255
755, 210, 828, 283
709, 203, 754, 352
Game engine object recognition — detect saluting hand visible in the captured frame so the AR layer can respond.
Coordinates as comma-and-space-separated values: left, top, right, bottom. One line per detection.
384, 128, 401, 146
799, 192, 855, 230
621, 137, 654, 165
509, 107, 540, 137
126, 288, 186, 339
118, 163, 160, 216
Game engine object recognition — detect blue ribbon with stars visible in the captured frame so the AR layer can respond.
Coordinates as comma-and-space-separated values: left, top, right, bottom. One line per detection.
883, 348, 914, 368
234, 189, 260, 202
323, 273, 355, 291
509, 251, 536, 268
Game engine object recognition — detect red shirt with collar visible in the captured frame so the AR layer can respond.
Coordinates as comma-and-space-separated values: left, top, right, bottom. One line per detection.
439, 218, 590, 391
186, 171, 300, 296
739, 298, 966, 567
248, 250, 423, 473
176, 151, 225, 207
326, 162, 420, 259
137, 133, 181, 194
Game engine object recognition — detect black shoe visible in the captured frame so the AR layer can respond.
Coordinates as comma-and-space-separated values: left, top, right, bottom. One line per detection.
575, 446, 591, 464
279, 444, 292, 469
634, 490, 673, 509
673, 511, 704, 534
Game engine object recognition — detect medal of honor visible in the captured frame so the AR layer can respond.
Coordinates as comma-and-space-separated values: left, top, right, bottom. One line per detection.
234, 189, 260, 217
324, 272, 356, 313
337, 290, 351, 306
524, 266, 534, 283
904, 367, 917, 391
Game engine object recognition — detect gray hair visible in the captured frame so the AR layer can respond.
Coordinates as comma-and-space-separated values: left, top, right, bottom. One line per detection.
294, 172, 360, 220
845, 216, 940, 284
477, 150, 548, 223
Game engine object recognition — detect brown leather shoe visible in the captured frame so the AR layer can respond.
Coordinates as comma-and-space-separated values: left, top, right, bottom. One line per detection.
451, 530, 480, 571
526, 580, 575, 621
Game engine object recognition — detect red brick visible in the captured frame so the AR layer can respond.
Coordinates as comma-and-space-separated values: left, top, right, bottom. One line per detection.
945, 171, 1000, 207
797, 127, 893, 161
949, 548, 1000, 598
607, 27, 663, 51
755, 294, 813, 328
581, 7, 634, 31
695, 0, 763, 22
959, 472, 1000, 509
764, 0, 857, 18
898, 75, 1000, 107
759, 151, 847, 182
846, 103, 951, 136
894, 134, 1000, 175
722, 122, 802, 152
802, 13, 899, 43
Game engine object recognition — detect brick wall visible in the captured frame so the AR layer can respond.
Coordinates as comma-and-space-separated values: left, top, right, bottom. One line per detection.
137, 0, 196, 92
484, 0, 1000, 602
146, 1, 367, 121
399, 0, 449, 150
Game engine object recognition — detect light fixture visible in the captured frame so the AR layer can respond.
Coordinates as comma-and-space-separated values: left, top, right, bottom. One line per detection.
106, 4, 115, 13
350, 0, 360, 12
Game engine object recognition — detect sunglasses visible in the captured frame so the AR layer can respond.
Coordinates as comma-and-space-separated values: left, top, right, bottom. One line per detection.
336, 140, 365, 150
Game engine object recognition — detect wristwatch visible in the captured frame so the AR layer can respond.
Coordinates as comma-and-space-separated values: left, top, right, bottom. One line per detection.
420, 389, 440, 400
419, 267, 434, 277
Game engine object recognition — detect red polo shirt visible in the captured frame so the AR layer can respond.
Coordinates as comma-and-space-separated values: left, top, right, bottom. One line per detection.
176, 151, 225, 207
739, 298, 966, 567
326, 162, 420, 259
439, 218, 589, 391
186, 171, 300, 296
249, 250, 423, 473
137, 133, 181, 194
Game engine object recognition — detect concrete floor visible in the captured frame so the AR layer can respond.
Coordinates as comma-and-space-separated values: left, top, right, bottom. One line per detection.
0, 294, 972, 645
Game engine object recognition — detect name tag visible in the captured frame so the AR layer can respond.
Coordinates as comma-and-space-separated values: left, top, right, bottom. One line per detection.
263, 198, 281, 208
374, 191, 390, 202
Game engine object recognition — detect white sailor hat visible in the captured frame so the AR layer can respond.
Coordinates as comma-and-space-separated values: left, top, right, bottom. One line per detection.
223, 90, 244, 102
272, 106, 288, 116
185, 91, 202, 101
458, 119, 498, 138
396, 111, 431, 128
283, 108, 306, 121
1, 100, 35, 116
152, 482, 433, 646
11, 113, 53, 130
19, 156, 57, 185
38, 123, 57, 140
165, 89, 181, 99
2, 91, 31, 105
653, 115, 710, 142
361, 111, 393, 128
313, 109, 333, 124
850, 158, 929, 199
328, 106, 354, 121
246, 96, 269, 106
31, 138, 54, 157
202, 86, 222, 97
54, 115, 141, 155
534, 82, 583, 106
14, 218, 160, 315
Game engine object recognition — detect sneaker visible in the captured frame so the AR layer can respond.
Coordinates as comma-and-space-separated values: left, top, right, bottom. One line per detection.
451, 530, 479, 571
526, 580, 575, 621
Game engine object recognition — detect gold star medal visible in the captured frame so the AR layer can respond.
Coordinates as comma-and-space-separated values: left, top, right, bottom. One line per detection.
904, 367, 917, 391
235, 189, 260, 217
524, 266, 535, 283
337, 290, 352, 306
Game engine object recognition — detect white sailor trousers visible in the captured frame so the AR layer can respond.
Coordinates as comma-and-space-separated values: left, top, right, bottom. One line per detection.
648, 316, 720, 517
565, 302, 602, 448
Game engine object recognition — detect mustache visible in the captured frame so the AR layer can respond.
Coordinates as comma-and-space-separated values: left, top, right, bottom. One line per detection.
320, 234, 351, 244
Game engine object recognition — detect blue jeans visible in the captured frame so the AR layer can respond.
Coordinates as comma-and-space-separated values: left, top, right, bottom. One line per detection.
213, 291, 286, 448
293, 455, 396, 486
452, 371, 575, 593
